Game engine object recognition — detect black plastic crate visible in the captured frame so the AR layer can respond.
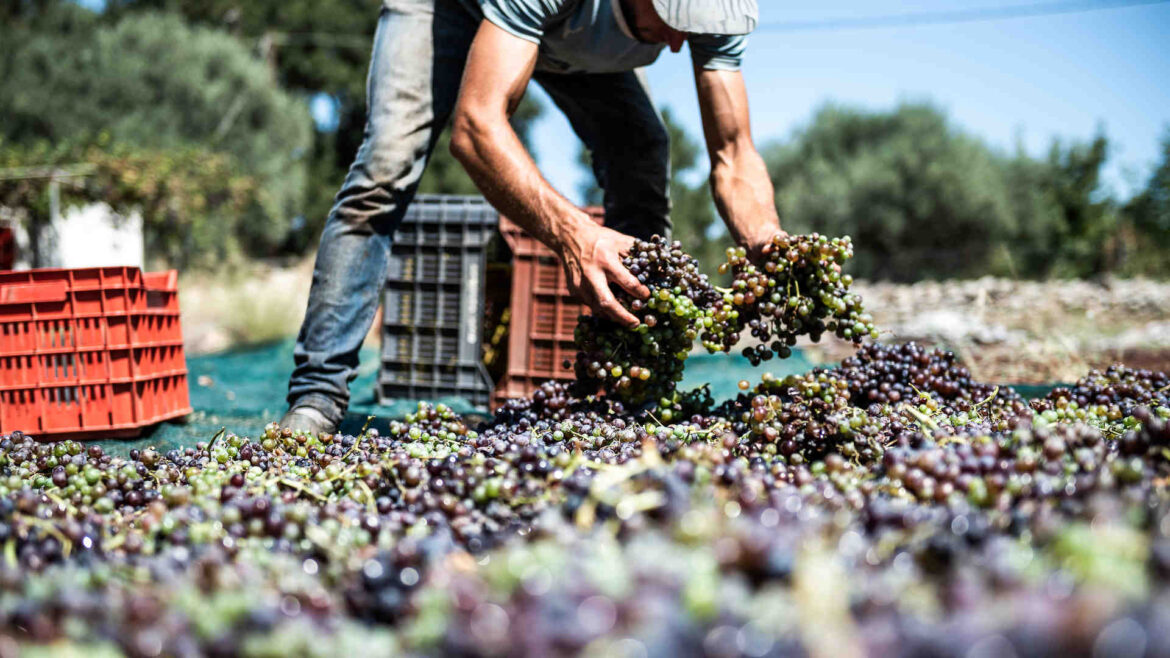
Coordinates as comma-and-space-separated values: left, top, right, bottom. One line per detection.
377, 362, 494, 408
382, 286, 463, 329
378, 196, 498, 408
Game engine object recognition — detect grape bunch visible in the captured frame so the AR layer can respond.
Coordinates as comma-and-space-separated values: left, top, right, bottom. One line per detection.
572, 236, 723, 406
717, 371, 861, 462
839, 341, 1027, 420
1034, 364, 1170, 418
714, 233, 876, 365
573, 232, 876, 406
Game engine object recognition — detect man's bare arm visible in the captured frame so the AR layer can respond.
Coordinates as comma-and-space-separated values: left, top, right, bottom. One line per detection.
450, 21, 648, 326
694, 66, 782, 259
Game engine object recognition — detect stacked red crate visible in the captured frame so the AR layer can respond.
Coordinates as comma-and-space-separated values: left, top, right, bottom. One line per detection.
491, 208, 603, 409
0, 267, 191, 440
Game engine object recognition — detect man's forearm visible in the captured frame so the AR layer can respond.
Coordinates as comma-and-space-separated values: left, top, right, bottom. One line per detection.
449, 19, 645, 326
450, 112, 592, 253
710, 141, 781, 250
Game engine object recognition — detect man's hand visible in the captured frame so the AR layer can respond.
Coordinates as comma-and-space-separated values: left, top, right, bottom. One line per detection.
556, 221, 649, 327
744, 228, 787, 263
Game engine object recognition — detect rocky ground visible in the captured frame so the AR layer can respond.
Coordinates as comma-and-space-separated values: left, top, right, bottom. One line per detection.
801, 277, 1170, 383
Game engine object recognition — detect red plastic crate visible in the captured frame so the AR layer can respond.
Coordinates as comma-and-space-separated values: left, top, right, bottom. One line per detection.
0, 227, 13, 270
491, 208, 603, 409
0, 267, 191, 440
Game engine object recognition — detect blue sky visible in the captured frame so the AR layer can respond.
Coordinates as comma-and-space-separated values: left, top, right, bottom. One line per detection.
524, 0, 1170, 202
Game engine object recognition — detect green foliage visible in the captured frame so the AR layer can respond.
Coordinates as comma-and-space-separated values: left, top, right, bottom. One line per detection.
990, 135, 1121, 278
0, 7, 312, 262
105, 0, 375, 253
1113, 130, 1170, 276
1121, 129, 1170, 276
1031, 134, 1118, 276
106, 0, 543, 250
765, 103, 1015, 280
0, 138, 267, 269
764, 103, 1154, 280
1137, 130, 1170, 237
104, 0, 374, 103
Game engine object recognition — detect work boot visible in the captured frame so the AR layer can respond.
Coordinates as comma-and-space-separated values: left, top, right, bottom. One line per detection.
279, 405, 338, 436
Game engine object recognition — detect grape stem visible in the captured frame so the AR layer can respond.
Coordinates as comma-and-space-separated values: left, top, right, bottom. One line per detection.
20, 515, 73, 558
342, 415, 377, 462
279, 478, 326, 501
384, 466, 406, 494
902, 405, 940, 432
644, 410, 667, 428
357, 479, 377, 516
973, 386, 1000, 408
207, 427, 227, 453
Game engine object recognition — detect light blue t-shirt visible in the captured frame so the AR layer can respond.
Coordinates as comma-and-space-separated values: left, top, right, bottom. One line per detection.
456, 0, 747, 74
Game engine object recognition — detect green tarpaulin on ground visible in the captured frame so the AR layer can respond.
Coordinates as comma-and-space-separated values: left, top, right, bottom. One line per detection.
98, 341, 817, 454
98, 340, 1056, 456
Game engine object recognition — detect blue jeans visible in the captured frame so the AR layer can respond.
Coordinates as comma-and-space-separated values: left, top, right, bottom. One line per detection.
289, 0, 672, 422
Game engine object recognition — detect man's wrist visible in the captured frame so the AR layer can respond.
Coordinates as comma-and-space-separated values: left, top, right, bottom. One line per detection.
546, 206, 596, 256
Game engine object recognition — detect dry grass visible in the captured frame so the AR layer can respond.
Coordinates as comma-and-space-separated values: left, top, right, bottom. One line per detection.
179, 259, 314, 354
179, 257, 384, 355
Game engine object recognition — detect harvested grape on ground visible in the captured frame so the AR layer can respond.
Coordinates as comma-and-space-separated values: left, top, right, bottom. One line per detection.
4, 349, 1168, 656
3, 234, 1170, 657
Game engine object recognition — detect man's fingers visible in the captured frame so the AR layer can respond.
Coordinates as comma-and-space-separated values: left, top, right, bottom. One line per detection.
757, 229, 788, 259
600, 296, 640, 328
612, 233, 637, 257
611, 230, 636, 247
608, 260, 650, 300
591, 275, 640, 327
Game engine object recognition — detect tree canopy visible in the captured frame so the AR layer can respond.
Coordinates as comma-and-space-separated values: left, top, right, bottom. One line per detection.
0, 4, 312, 263
104, 0, 544, 252
765, 103, 1016, 280
763, 103, 1152, 280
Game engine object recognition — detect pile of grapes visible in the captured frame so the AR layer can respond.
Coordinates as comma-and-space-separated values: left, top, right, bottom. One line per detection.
4, 236, 1170, 657
573, 233, 876, 407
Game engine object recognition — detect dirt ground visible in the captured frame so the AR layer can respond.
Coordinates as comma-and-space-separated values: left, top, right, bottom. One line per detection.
180, 261, 1170, 385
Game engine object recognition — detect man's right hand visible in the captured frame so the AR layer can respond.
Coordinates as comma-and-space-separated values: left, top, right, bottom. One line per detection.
556, 220, 650, 328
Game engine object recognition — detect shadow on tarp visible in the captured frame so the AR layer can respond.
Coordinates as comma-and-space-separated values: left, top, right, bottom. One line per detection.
97, 339, 1061, 456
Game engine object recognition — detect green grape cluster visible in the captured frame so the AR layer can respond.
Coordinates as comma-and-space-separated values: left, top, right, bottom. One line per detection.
573, 236, 722, 405
714, 233, 877, 366
574, 232, 875, 406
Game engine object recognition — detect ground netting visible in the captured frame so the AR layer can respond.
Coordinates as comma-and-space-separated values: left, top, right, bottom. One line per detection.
104, 340, 823, 456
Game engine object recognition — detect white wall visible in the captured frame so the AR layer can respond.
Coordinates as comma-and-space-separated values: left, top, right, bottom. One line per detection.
42, 203, 144, 269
